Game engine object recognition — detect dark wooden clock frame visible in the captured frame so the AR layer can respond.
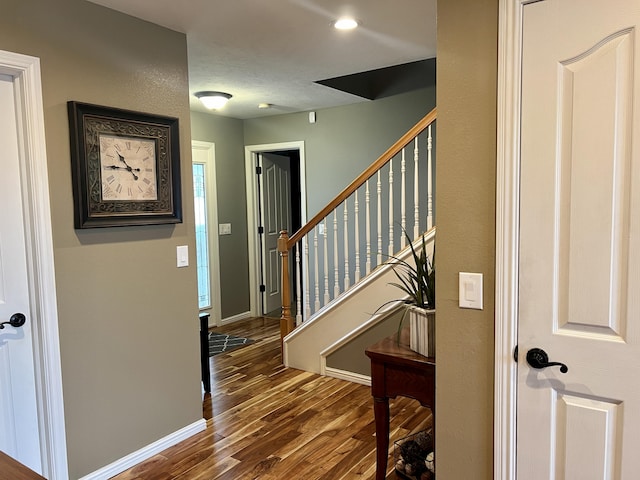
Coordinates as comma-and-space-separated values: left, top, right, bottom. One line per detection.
67, 101, 182, 228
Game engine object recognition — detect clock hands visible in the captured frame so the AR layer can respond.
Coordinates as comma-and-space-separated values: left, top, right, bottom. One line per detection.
105, 153, 139, 180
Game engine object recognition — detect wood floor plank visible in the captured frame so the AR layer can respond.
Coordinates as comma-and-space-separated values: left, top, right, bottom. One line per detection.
112, 316, 431, 480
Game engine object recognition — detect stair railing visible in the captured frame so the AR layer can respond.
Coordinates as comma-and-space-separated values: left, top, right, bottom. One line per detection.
278, 107, 437, 342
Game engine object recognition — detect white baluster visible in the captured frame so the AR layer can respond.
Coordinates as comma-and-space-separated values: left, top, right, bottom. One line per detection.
377, 171, 382, 266
414, 136, 420, 239
401, 148, 407, 247
427, 125, 434, 230
365, 180, 372, 275
313, 226, 320, 313
343, 202, 350, 290
388, 158, 394, 256
333, 209, 340, 298
304, 236, 311, 320
295, 242, 302, 325
323, 218, 330, 306
354, 190, 361, 282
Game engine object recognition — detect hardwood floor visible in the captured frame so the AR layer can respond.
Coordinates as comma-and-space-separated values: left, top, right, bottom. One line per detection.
112, 317, 432, 480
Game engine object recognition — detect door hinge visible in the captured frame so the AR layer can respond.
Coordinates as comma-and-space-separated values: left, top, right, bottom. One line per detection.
513, 345, 518, 363
256, 166, 262, 175
259, 284, 266, 292
258, 226, 264, 234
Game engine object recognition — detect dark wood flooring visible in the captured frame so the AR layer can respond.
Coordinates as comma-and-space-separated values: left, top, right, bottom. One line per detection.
112, 316, 431, 479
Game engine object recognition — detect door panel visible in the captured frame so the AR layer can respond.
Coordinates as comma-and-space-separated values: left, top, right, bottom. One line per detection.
260, 153, 292, 315
518, 0, 640, 477
0, 74, 41, 472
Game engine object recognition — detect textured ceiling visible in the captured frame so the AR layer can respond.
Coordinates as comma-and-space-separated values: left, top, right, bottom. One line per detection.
87, 0, 437, 119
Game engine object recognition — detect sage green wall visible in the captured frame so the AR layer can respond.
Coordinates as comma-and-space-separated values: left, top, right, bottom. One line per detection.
436, 0, 497, 478
244, 86, 436, 217
0, 1, 202, 477
190, 112, 250, 318
326, 309, 403, 376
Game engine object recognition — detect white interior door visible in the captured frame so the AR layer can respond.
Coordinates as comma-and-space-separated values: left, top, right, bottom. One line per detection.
517, 0, 640, 477
259, 153, 292, 316
0, 74, 42, 473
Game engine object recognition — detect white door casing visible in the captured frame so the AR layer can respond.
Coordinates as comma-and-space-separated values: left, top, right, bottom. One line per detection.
259, 152, 293, 315
0, 50, 67, 479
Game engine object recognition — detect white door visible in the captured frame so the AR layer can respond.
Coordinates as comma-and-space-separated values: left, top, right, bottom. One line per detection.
517, 0, 640, 477
0, 75, 42, 472
259, 153, 292, 316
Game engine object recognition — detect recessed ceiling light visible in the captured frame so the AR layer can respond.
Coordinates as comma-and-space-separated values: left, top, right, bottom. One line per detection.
333, 18, 359, 30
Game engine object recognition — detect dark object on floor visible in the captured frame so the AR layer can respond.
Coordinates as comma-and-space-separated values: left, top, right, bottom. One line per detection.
394, 430, 434, 479
209, 332, 254, 356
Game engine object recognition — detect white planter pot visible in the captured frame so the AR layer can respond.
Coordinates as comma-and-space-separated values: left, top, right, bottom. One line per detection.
408, 306, 435, 358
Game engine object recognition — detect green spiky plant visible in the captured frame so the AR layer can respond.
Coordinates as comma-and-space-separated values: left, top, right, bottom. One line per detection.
389, 228, 435, 309
375, 227, 435, 345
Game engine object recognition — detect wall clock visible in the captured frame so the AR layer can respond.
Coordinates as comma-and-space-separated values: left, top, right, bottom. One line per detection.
67, 101, 182, 228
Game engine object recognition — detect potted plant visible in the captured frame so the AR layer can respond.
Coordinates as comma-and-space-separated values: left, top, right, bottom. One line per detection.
388, 229, 435, 358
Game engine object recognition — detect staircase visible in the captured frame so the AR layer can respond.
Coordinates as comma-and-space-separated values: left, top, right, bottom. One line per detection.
278, 108, 437, 374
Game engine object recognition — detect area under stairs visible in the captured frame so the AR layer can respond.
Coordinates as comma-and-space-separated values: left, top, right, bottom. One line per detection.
283, 228, 435, 378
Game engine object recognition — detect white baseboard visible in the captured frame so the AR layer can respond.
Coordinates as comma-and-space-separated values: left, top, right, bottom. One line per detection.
220, 310, 252, 326
324, 366, 371, 386
78, 419, 207, 480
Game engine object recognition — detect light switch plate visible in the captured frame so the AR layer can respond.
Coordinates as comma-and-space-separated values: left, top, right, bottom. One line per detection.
459, 272, 483, 309
176, 245, 188, 267
219, 223, 232, 235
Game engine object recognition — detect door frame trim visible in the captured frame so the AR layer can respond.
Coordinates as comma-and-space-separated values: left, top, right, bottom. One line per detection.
495, 1, 529, 479
244, 141, 307, 318
0, 50, 68, 479
192, 141, 222, 326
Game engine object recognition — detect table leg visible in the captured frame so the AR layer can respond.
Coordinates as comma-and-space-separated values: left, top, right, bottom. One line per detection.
199, 314, 211, 393
373, 396, 390, 480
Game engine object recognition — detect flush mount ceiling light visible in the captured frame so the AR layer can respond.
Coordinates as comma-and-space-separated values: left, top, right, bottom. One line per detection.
333, 17, 359, 30
195, 91, 232, 109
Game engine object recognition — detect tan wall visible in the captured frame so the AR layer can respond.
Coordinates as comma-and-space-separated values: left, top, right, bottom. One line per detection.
436, 0, 498, 478
0, 0, 202, 477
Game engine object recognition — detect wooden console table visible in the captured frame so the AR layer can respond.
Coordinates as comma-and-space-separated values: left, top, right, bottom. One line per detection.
365, 329, 435, 480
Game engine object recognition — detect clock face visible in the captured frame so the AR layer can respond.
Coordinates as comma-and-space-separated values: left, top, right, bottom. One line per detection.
99, 134, 158, 201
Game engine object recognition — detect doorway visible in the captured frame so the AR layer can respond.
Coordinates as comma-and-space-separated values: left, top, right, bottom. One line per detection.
245, 142, 306, 318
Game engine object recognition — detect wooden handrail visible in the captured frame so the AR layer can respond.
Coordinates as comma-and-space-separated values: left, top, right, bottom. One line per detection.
277, 107, 437, 346
287, 107, 437, 247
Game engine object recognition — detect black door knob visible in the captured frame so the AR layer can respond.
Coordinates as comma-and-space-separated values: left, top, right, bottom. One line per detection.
526, 347, 568, 373
0, 313, 26, 329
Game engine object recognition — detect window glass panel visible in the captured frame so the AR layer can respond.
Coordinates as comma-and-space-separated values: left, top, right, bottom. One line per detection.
193, 163, 210, 309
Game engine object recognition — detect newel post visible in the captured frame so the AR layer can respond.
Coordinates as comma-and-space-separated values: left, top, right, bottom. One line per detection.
277, 230, 295, 345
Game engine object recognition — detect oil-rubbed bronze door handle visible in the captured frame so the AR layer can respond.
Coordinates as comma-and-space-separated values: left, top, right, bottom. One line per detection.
0, 313, 26, 329
526, 347, 568, 373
